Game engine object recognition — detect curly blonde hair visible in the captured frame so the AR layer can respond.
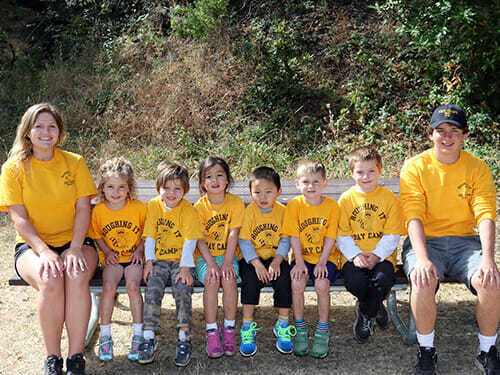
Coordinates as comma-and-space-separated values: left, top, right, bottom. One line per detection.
96, 157, 137, 203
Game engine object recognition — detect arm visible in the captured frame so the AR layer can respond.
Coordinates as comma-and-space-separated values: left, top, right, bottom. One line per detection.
337, 235, 363, 261
64, 195, 92, 276
221, 227, 239, 280
371, 234, 400, 262
290, 236, 307, 280
143, 236, 156, 284
314, 236, 335, 279
407, 218, 439, 288
239, 238, 258, 263
95, 238, 119, 265
130, 240, 145, 265
176, 239, 197, 286
476, 219, 500, 288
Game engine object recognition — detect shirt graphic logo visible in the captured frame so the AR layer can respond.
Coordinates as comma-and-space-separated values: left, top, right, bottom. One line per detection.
305, 227, 322, 244
61, 171, 75, 186
457, 182, 472, 199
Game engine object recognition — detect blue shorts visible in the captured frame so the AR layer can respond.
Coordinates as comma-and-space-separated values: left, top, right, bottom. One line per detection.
290, 260, 340, 284
402, 235, 483, 294
195, 255, 241, 284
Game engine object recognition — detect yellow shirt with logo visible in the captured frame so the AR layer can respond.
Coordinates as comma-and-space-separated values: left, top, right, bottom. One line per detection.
400, 149, 497, 237
282, 195, 340, 266
89, 200, 147, 264
0, 149, 96, 246
338, 186, 403, 266
143, 196, 202, 262
239, 201, 286, 260
194, 193, 245, 260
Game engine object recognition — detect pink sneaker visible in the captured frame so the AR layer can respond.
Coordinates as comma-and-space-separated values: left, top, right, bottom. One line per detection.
222, 326, 236, 356
206, 329, 223, 358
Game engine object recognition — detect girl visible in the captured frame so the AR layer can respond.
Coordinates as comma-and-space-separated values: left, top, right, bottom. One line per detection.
89, 157, 147, 361
194, 156, 245, 358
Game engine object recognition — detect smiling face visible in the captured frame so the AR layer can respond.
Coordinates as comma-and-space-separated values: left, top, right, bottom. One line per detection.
103, 175, 130, 210
250, 178, 281, 210
29, 112, 60, 157
295, 172, 328, 205
430, 122, 467, 163
202, 164, 228, 197
351, 159, 382, 193
159, 178, 185, 208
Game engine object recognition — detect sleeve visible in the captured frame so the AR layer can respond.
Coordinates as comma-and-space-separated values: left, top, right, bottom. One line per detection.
337, 235, 363, 260
470, 161, 497, 224
0, 161, 23, 211
183, 205, 203, 241
194, 200, 206, 232
325, 200, 340, 239
239, 238, 258, 263
337, 195, 352, 237
282, 200, 300, 237
383, 194, 404, 235
145, 237, 157, 261
229, 196, 245, 229
138, 201, 147, 231
88, 208, 102, 239
238, 205, 253, 241
275, 236, 290, 259
74, 156, 97, 198
180, 239, 197, 267
372, 234, 400, 261
143, 200, 157, 239
399, 160, 426, 229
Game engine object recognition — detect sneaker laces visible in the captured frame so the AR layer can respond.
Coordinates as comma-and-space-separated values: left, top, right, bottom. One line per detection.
45, 356, 60, 373
178, 340, 191, 354
418, 347, 436, 370
360, 313, 374, 336
277, 325, 296, 342
241, 323, 259, 345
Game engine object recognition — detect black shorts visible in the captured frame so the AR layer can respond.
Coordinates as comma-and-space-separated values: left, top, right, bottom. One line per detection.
14, 237, 96, 279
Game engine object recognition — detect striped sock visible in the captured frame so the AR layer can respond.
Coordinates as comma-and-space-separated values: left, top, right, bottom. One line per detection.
243, 319, 253, 328
316, 321, 329, 333
278, 315, 288, 327
295, 319, 306, 330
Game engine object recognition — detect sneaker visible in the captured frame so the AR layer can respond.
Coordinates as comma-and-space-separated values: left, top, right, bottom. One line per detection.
294, 326, 309, 356
98, 336, 113, 361
206, 328, 224, 358
273, 322, 296, 354
128, 335, 144, 361
138, 338, 158, 364
66, 353, 85, 375
354, 303, 373, 343
376, 303, 390, 329
222, 326, 237, 356
175, 339, 192, 367
475, 346, 500, 375
240, 322, 258, 357
44, 355, 63, 375
311, 330, 330, 359
415, 346, 437, 375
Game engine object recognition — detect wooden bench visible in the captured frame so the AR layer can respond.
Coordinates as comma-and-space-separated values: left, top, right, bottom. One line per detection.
9, 178, 419, 346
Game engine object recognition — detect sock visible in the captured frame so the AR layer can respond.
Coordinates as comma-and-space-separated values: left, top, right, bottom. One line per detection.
278, 315, 289, 327
478, 333, 498, 353
416, 330, 435, 348
224, 319, 235, 329
206, 322, 218, 331
179, 329, 189, 341
295, 318, 306, 330
143, 330, 155, 340
316, 321, 328, 333
133, 323, 143, 337
242, 319, 253, 328
100, 324, 111, 337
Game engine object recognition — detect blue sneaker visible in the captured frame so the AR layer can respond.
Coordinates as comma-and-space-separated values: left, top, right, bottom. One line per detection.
174, 339, 192, 367
240, 322, 258, 357
273, 322, 296, 354
128, 335, 143, 361
98, 336, 113, 361
138, 338, 158, 364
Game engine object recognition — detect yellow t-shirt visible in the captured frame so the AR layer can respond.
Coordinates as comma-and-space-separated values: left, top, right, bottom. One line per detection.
239, 201, 286, 260
0, 149, 96, 246
400, 149, 497, 237
194, 193, 245, 260
143, 196, 202, 262
89, 199, 147, 263
338, 186, 403, 266
282, 195, 340, 266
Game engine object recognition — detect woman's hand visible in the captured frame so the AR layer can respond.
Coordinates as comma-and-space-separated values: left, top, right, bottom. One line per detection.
39, 248, 65, 280
63, 245, 88, 278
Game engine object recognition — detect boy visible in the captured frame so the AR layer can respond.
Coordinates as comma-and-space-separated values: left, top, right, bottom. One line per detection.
400, 105, 499, 375
337, 147, 402, 343
282, 160, 341, 358
238, 166, 294, 356
138, 161, 202, 367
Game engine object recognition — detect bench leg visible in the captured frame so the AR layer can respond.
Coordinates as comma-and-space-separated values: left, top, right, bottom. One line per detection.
387, 289, 417, 345
85, 292, 100, 348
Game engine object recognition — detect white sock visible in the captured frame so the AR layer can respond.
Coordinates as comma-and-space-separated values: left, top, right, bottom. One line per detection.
179, 329, 189, 341
100, 324, 111, 337
143, 330, 155, 340
478, 333, 498, 353
206, 322, 218, 331
416, 330, 435, 348
133, 323, 143, 337
224, 319, 235, 328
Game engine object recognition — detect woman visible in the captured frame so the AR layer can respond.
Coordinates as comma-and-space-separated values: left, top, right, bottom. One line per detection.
0, 103, 97, 375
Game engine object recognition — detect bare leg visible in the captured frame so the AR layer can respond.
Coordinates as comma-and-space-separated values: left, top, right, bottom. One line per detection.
472, 273, 500, 336
292, 278, 307, 320
203, 278, 220, 325
124, 263, 143, 324
315, 278, 330, 323
278, 308, 290, 319
410, 270, 438, 335
242, 304, 255, 321
100, 264, 123, 325
222, 277, 238, 321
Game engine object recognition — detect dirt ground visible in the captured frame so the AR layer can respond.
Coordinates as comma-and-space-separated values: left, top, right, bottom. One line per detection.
0, 216, 499, 375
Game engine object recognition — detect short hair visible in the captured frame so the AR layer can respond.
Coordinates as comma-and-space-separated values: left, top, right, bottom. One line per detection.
156, 161, 190, 194
249, 166, 281, 190
348, 147, 383, 171
96, 157, 137, 203
296, 160, 326, 179
197, 156, 232, 195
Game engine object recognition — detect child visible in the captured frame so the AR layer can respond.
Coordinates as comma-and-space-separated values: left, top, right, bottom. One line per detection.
138, 161, 202, 367
337, 147, 402, 343
282, 161, 341, 359
89, 157, 146, 361
238, 166, 294, 356
193, 156, 244, 358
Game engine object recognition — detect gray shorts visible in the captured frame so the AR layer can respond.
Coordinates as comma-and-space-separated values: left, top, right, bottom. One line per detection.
402, 235, 483, 294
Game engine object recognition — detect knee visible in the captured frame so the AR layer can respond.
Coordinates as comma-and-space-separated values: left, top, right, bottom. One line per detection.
39, 277, 64, 296
291, 280, 306, 294
125, 281, 141, 295
314, 280, 329, 295
221, 278, 237, 290
102, 281, 118, 295
204, 278, 220, 291
473, 279, 500, 300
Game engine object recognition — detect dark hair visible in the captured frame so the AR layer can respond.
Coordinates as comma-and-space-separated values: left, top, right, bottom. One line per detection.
198, 156, 232, 195
249, 166, 281, 191
348, 147, 382, 171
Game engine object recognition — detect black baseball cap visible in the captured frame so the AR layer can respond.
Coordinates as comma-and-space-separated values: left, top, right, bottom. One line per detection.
430, 104, 467, 130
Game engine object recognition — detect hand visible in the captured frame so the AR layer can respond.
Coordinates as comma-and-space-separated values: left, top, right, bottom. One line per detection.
39, 248, 64, 280
205, 260, 221, 283
143, 261, 154, 284
291, 261, 308, 281
251, 259, 270, 283
411, 258, 439, 289
353, 253, 370, 269
476, 260, 500, 289
313, 262, 328, 280
103, 250, 120, 266
175, 267, 194, 286
268, 258, 282, 281
220, 259, 236, 281
130, 248, 144, 265
63, 245, 88, 278
365, 253, 380, 270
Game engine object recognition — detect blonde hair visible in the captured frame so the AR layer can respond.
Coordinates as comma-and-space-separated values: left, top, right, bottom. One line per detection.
8, 103, 66, 167
348, 147, 382, 171
296, 160, 326, 179
156, 161, 190, 194
96, 157, 137, 203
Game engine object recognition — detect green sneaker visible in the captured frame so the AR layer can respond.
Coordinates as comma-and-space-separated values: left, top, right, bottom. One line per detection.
294, 326, 309, 356
311, 330, 330, 359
